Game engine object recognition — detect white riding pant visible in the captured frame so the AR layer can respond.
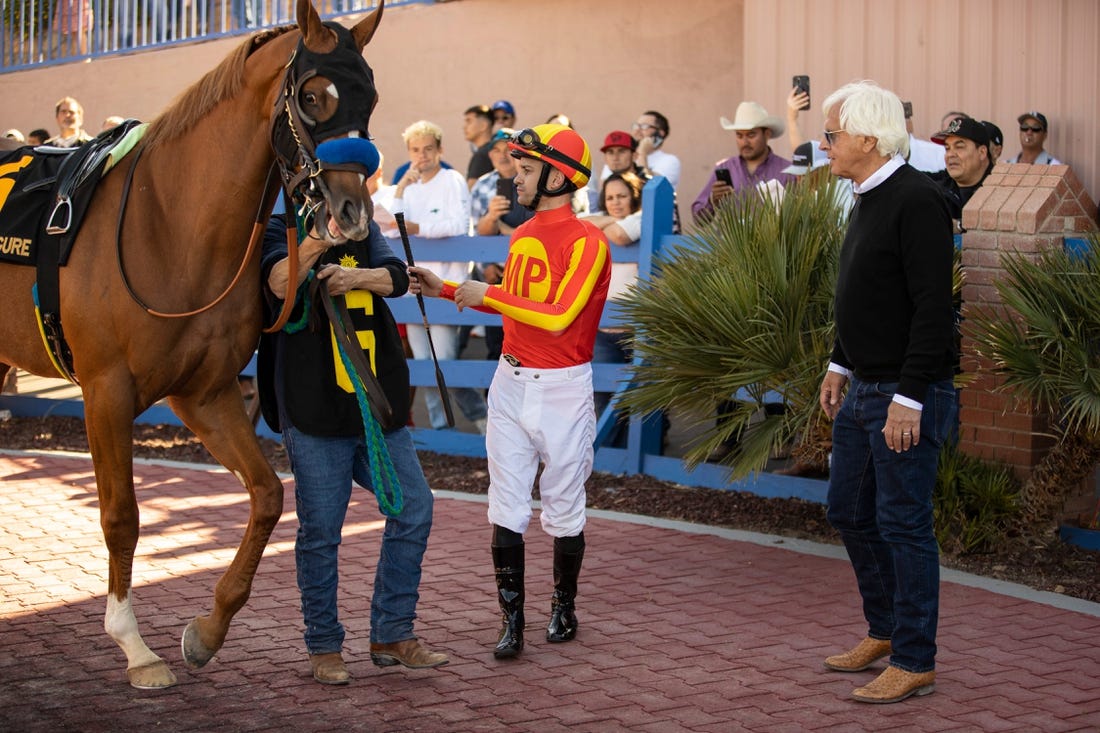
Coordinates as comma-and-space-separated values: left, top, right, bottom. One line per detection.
486, 359, 594, 537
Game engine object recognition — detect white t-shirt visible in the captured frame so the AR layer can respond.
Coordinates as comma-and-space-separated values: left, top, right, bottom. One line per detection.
371, 183, 398, 236
644, 148, 682, 188
607, 210, 643, 301
390, 167, 471, 282
907, 134, 946, 173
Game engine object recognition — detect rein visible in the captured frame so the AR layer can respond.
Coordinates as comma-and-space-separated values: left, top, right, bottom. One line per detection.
111, 41, 334, 332
114, 149, 282, 321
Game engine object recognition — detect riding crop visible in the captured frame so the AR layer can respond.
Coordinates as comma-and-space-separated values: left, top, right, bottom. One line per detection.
394, 212, 456, 427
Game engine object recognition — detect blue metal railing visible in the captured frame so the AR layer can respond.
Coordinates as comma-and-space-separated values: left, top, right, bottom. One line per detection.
1, 0, 430, 72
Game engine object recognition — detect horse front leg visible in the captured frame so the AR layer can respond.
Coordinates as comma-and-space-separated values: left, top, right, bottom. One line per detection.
168, 384, 284, 669
83, 384, 178, 689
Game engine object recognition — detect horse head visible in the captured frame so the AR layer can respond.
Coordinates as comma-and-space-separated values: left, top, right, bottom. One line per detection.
272, 0, 384, 244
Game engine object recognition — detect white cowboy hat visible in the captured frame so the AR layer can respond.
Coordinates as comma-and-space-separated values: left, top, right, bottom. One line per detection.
720, 101, 786, 136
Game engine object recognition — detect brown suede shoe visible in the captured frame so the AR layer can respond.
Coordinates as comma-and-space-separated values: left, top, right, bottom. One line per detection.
823, 637, 892, 672
852, 665, 935, 703
309, 652, 350, 685
369, 639, 449, 669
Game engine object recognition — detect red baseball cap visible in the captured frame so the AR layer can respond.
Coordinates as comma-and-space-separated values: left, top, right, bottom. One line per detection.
600, 130, 637, 152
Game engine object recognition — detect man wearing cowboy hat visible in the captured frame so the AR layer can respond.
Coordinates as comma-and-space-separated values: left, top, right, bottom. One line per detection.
691, 101, 796, 223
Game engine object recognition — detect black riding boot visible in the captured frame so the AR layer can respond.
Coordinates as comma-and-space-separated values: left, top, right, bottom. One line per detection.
491, 535, 525, 659
546, 534, 585, 643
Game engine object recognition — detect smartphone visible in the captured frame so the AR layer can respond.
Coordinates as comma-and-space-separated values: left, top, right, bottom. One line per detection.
903, 101, 913, 119
495, 177, 512, 199
649, 133, 665, 149
714, 168, 733, 186
792, 75, 810, 111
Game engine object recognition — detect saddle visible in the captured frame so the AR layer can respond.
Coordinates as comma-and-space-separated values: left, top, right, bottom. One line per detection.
0, 120, 146, 382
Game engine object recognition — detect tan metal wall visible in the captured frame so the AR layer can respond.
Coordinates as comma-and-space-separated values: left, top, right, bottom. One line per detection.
744, 0, 1100, 203
3, 0, 1097, 210
0, 0, 745, 213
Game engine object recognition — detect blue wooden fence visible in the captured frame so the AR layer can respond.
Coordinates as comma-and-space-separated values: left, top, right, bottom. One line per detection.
0, 176, 832, 502
386, 178, 833, 502
14, 179, 1080, 500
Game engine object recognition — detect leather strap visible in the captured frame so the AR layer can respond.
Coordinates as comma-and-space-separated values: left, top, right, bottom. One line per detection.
310, 277, 395, 431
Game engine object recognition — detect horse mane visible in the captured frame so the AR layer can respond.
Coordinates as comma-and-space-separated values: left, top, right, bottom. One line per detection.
143, 25, 296, 150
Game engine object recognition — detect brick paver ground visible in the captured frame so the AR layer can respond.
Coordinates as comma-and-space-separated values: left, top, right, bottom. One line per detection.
1, 452, 1098, 732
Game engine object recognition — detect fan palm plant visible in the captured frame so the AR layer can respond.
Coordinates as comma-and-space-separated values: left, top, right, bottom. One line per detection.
967, 232, 1100, 530
614, 170, 847, 477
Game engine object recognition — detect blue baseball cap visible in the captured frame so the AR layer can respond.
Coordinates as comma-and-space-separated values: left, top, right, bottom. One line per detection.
491, 100, 515, 117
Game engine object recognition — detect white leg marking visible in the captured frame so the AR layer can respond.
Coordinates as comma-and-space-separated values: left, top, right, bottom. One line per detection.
105, 592, 162, 670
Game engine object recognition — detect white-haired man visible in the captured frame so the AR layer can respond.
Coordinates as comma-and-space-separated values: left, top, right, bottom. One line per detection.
817, 81, 957, 704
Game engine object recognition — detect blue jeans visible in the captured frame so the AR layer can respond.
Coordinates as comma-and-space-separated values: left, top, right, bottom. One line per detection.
825, 378, 956, 673
283, 425, 434, 654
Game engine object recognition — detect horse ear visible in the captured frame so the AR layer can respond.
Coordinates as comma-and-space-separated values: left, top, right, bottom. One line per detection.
298, 0, 337, 53
351, 1, 384, 50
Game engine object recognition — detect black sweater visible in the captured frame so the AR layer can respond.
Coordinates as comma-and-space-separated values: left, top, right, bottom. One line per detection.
832, 164, 955, 403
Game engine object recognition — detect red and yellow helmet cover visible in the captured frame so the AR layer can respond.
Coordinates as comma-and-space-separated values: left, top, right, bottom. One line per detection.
508, 123, 592, 188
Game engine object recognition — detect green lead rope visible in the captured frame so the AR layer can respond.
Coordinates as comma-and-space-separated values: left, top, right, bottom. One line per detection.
282, 258, 404, 517
327, 295, 403, 516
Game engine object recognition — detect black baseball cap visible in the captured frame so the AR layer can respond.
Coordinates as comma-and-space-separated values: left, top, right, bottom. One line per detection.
980, 120, 1003, 147
931, 117, 991, 147
1017, 111, 1048, 132
781, 141, 814, 175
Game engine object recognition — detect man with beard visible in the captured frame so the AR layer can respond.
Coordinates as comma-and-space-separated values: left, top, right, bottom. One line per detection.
408, 124, 610, 660
691, 100, 795, 223
691, 100, 795, 457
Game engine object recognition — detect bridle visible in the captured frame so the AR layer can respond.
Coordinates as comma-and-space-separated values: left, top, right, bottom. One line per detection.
114, 26, 374, 334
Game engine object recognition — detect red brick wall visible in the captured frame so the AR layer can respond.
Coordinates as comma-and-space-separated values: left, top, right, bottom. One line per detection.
959, 164, 1099, 477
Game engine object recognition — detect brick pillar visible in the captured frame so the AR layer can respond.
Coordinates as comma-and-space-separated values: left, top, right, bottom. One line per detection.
958, 163, 1098, 478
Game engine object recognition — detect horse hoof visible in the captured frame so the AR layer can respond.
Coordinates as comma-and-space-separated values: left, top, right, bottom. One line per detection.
127, 660, 177, 689
181, 617, 217, 669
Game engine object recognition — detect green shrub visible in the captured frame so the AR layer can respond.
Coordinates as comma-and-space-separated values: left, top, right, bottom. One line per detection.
934, 441, 1021, 554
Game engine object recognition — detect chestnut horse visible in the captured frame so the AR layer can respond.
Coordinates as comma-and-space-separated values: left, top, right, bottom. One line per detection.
0, 0, 384, 688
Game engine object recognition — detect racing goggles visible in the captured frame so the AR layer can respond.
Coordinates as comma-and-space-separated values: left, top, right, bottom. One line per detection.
510, 127, 590, 180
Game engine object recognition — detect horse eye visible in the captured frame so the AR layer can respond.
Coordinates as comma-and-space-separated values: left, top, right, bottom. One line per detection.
302, 92, 318, 106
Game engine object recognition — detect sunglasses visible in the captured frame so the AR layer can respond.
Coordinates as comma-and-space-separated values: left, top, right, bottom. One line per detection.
822, 129, 846, 145
510, 128, 590, 177
1019, 125, 1044, 133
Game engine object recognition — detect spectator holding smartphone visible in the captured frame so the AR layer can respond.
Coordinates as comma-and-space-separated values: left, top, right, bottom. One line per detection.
631, 110, 681, 189
471, 128, 533, 236
692, 100, 796, 224
470, 128, 530, 364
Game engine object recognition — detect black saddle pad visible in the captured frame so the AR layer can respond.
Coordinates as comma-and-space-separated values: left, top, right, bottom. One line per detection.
0, 120, 141, 267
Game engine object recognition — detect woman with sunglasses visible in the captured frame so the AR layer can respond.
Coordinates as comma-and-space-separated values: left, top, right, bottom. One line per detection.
408, 124, 611, 660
